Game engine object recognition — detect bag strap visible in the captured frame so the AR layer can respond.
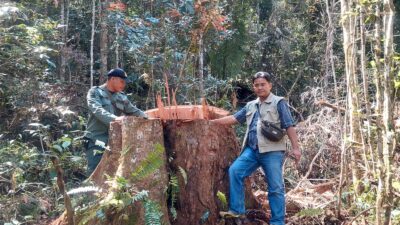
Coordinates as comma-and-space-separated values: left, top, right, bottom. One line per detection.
257, 102, 284, 131
256, 103, 268, 123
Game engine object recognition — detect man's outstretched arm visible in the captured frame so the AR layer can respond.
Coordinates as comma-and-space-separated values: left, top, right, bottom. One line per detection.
211, 115, 239, 125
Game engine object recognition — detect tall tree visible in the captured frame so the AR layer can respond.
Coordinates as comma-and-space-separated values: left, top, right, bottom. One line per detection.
59, 0, 69, 82
377, 1, 395, 224
99, 0, 109, 83
340, 0, 363, 195
90, 0, 96, 87
340, 0, 397, 223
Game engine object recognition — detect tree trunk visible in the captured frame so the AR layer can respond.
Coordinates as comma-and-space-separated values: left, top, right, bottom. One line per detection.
198, 33, 204, 97
90, 0, 96, 87
115, 23, 119, 68
340, 0, 363, 195
59, 0, 67, 82
381, 1, 395, 224
164, 120, 256, 225
99, 0, 109, 83
325, 0, 339, 111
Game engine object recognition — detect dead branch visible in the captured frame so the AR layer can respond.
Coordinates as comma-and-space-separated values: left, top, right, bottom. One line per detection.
314, 100, 345, 112
51, 156, 75, 225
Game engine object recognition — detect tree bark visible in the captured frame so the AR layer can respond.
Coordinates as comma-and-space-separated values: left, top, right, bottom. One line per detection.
90, 0, 96, 87
198, 33, 204, 97
51, 118, 170, 225
59, 0, 67, 82
341, 0, 364, 196
381, 1, 395, 224
99, 0, 109, 83
164, 120, 256, 225
115, 23, 119, 68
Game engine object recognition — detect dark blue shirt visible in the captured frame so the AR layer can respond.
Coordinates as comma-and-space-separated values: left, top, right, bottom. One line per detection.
233, 99, 295, 150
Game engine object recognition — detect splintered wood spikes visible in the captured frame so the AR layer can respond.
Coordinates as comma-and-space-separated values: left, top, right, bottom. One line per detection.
146, 94, 230, 121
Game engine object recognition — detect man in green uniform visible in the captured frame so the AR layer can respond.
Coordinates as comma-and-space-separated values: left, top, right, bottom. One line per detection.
84, 68, 147, 174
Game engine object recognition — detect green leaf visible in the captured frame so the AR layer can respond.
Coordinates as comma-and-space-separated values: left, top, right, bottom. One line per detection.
62, 141, 71, 149
46, 59, 56, 68
52, 145, 62, 152
94, 140, 106, 148
370, 61, 376, 68
395, 81, 400, 89
393, 181, 400, 191
131, 143, 164, 181
178, 166, 187, 185
70, 156, 82, 162
216, 191, 227, 210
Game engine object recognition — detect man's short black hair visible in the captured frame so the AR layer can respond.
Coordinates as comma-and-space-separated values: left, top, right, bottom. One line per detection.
252, 71, 272, 83
107, 68, 127, 80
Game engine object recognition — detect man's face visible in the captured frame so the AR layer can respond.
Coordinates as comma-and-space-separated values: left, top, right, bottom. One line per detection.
110, 77, 126, 92
252, 77, 272, 99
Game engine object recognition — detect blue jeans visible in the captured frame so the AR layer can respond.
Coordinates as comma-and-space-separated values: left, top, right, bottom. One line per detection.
228, 147, 285, 225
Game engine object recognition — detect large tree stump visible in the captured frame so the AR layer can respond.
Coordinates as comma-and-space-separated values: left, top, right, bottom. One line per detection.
163, 120, 239, 225
51, 117, 170, 225
51, 105, 260, 225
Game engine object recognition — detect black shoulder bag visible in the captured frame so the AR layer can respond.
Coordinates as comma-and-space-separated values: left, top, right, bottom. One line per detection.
257, 105, 285, 142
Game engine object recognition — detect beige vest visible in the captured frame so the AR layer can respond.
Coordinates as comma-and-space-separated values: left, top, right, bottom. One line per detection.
242, 93, 287, 153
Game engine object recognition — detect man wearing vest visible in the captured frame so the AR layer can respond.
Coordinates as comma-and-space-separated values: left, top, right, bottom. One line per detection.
84, 68, 148, 175
211, 71, 301, 225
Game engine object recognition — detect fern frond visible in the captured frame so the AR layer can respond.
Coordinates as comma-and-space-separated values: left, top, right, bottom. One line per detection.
67, 186, 101, 196
79, 207, 102, 225
170, 207, 177, 220
132, 190, 149, 203
144, 199, 163, 225
217, 191, 227, 210
178, 166, 187, 185
131, 143, 165, 181
168, 173, 179, 206
167, 173, 179, 220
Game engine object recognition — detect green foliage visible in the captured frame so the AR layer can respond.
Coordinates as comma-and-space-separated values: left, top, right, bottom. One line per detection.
168, 173, 179, 220
132, 190, 150, 203
0, 134, 85, 223
392, 209, 400, 225
131, 143, 165, 181
178, 166, 187, 185
295, 208, 324, 217
144, 199, 163, 225
216, 191, 228, 210
78, 143, 167, 224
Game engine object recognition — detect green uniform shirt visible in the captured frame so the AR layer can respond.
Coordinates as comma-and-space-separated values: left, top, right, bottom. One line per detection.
85, 84, 147, 144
